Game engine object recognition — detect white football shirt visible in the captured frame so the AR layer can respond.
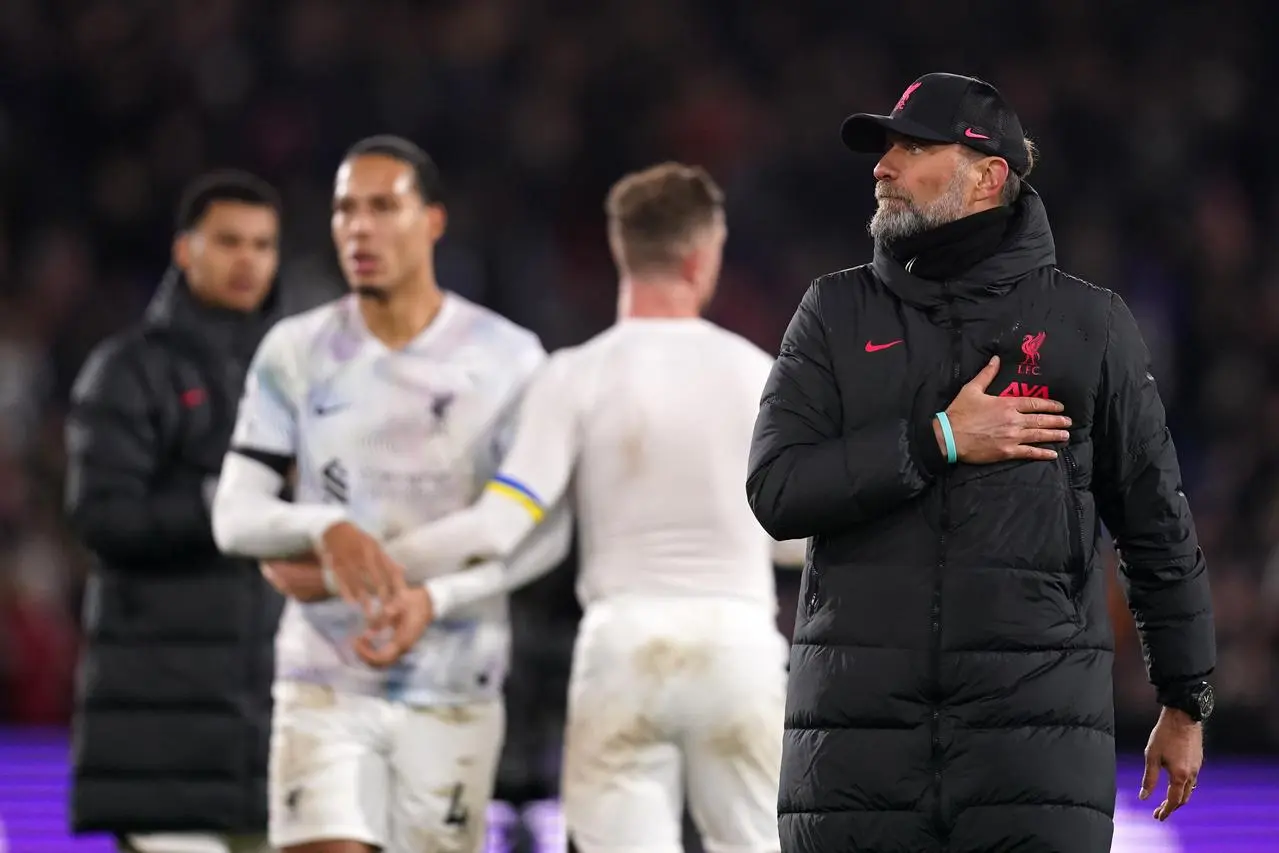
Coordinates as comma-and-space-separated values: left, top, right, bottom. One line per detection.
214, 292, 555, 705
388, 316, 804, 615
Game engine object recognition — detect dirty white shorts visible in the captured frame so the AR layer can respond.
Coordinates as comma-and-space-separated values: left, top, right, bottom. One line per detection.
268, 681, 504, 853
118, 833, 270, 853
563, 597, 788, 853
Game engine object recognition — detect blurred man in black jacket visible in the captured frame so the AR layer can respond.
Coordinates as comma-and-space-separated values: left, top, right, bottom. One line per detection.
65, 170, 285, 853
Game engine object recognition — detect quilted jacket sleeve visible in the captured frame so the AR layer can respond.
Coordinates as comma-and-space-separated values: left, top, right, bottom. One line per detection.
746, 281, 944, 541
1093, 293, 1216, 695
64, 336, 217, 564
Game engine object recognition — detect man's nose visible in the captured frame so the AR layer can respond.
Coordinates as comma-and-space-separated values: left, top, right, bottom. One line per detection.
345, 208, 375, 235
873, 155, 898, 182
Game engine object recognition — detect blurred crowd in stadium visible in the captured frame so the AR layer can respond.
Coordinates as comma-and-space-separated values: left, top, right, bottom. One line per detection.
0, 0, 1276, 807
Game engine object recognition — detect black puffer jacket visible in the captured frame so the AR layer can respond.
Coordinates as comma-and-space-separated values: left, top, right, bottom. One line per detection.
747, 191, 1215, 853
65, 269, 284, 834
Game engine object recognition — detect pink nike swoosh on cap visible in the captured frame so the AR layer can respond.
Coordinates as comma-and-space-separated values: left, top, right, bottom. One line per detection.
964, 128, 991, 139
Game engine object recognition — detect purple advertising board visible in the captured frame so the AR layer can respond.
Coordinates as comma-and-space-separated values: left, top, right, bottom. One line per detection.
0, 730, 1274, 852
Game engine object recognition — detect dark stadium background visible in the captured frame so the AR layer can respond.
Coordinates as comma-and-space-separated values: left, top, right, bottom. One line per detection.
0, 1, 1276, 850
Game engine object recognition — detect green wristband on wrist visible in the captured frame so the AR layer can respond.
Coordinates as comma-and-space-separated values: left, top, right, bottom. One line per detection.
935, 412, 958, 464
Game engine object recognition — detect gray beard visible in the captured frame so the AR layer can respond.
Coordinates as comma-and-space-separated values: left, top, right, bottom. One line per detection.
868, 172, 969, 245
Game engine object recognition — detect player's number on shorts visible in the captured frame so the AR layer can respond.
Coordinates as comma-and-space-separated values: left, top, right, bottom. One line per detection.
445, 782, 469, 828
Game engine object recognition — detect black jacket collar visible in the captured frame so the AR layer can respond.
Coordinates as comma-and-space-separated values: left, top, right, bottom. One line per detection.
871, 187, 1057, 317
144, 266, 279, 357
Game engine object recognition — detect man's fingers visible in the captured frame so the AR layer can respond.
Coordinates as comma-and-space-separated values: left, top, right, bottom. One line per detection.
379, 595, 407, 621
1155, 776, 1190, 822
966, 356, 1000, 391
1019, 412, 1072, 430
352, 627, 410, 669
353, 633, 400, 669
1019, 429, 1072, 446
333, 548, 373, 605
338, 570, 363, 604
361, 592, 386, 625
359, 546, 401, 603
376, 637, 411, 668
364, 602, 391, 632
392, 617, 421, 655
1169, 771, 1194, 815
1139, 752, 1160, 801
1178, 775, 1195, 808
387, 559, 408, 594
333, 562, 367, 607
1012, 397, 1066, 414
377, 556, 406, 601
366, 549, 391, 601
352, 632, 376, 663
1007, 444, 1059, 461
270, 555, 322, 570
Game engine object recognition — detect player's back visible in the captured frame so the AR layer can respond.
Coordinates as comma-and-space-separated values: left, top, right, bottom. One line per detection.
559, 318, 788, 851
565, 317, 776, 608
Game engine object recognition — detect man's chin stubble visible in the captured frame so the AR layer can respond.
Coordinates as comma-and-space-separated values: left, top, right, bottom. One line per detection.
353, 284, 391, 302
869, 208, 925, 244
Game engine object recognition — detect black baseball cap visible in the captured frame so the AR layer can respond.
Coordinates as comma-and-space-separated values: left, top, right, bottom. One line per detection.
841, 73, 1030, 175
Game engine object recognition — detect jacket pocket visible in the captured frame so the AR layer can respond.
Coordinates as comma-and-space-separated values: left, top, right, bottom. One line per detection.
1060, 446, 1087, 618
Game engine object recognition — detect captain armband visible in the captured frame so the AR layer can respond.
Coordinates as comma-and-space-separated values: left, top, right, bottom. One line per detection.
484, 474, 546, 523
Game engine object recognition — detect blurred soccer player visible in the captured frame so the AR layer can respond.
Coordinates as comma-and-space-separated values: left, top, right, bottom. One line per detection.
355, 163, 805, 853
65, 170, 283, 853
210, 135, 570, 853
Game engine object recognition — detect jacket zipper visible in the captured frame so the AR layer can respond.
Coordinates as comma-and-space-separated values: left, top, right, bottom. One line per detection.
932, 287, 962, 832
806, 563, 821, 615
1062, 445, 1086, 616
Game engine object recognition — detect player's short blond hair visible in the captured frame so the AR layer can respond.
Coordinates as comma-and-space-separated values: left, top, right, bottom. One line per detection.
605, 162, 724, 275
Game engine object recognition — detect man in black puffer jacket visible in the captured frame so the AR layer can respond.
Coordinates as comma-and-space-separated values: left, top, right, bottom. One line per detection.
65, 170, 286, 853
747, 73, 1216, 853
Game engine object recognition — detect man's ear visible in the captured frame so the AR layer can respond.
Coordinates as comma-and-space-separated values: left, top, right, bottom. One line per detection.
425, 204, 448, 241
173, 232, 191, 271
678, 246, 701, 286
980, 157, 1010, 200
